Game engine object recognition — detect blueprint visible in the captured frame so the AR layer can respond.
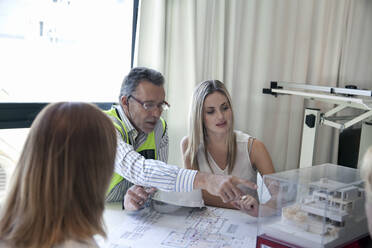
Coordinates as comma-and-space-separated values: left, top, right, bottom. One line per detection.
100, 206, 257, 248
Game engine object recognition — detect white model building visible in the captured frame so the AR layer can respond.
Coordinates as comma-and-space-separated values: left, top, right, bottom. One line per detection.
282, 178, 365, 239
258, 164, 368, 248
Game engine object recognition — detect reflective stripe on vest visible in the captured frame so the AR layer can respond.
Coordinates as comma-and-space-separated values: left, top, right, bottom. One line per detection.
104, 106, 166, 194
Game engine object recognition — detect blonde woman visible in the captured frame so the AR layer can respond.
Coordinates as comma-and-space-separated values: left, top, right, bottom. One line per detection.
361, 147, 372, 236
181, 80, 275, 217
0, 102, 117, 248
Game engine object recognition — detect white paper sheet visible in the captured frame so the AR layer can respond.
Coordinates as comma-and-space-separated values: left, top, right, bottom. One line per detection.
152, 189, 205, 208
101, 205, 257, 248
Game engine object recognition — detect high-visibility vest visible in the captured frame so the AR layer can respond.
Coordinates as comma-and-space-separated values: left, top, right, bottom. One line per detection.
104, 106, 166, 194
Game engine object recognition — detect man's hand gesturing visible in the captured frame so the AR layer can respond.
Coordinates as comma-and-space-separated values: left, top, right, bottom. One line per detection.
194, 172, 257, 203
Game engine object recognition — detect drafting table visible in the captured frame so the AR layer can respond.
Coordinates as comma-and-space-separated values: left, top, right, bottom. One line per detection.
263, 82, 372, 169
99, 202, 258, 248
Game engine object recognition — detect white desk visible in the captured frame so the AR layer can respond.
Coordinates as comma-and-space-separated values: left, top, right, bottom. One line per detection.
98, 202, 258, 248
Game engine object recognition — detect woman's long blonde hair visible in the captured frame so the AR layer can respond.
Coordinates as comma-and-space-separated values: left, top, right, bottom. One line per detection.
0, 102, 117, 248
185, 80, 236, 174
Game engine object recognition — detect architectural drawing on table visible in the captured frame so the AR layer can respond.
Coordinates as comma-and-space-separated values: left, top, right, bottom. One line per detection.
161, 218, 247, 248
161, 229, 249, 248
107, 244, 132, 248
118, 210, 163, 240
161, 208, 251, 248
110, 207, 255, 248
281, 178, 365, 239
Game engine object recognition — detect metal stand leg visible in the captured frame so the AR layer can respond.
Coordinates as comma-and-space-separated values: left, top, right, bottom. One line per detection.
358, 121, 372, 168
299, 108, 320, 168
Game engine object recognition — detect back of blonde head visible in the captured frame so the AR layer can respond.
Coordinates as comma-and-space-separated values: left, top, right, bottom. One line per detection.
0, 102, 117, 248
185, 80, 236, 174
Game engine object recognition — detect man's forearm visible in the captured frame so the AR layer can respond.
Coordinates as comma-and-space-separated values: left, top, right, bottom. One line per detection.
116, 135, 196, 192
193, 172, 257, 203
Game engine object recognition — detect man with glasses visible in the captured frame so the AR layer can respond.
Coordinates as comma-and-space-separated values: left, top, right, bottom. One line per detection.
105, 67, 256, 210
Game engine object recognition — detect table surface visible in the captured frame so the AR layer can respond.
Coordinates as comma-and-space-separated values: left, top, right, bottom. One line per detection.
97, 202, 258, 248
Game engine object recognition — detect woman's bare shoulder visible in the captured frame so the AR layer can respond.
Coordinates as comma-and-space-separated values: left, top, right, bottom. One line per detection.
180, 136, 189, 152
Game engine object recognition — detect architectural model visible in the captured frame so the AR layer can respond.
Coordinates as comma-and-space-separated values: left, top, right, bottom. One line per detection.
282, 178, 365, 238
258, 164, 368, 248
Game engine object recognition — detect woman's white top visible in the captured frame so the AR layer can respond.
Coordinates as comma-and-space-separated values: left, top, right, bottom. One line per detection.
197, 130, 258, 199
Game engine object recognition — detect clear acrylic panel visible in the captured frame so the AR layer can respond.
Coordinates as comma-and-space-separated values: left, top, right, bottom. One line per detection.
257, 163, 367, 248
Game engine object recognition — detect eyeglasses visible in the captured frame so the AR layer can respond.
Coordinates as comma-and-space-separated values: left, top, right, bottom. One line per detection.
128, 95, 170, 112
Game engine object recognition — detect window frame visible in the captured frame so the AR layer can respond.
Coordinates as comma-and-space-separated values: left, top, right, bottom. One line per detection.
0, 102, 115, 129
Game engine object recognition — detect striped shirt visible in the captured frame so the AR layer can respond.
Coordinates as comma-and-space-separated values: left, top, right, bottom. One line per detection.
106, 105, 197, 202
